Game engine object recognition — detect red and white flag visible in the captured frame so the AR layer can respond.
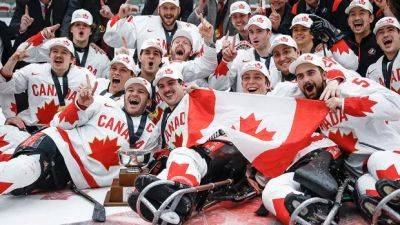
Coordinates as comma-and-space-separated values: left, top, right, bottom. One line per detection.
164, 89, 329, 178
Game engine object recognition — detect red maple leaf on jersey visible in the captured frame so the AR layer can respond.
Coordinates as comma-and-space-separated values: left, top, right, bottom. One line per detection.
58, 104, 79, 125
239, 113, 275, 141
89, 136, 120, 171
172, 133, 183, 148
36, 100, 59, 125
0, 135, 9, 148
376, 164, 400, 180
328, 130, 358, 154
344, 96, 377, 117
10, 103, 17, 114
331, 39, 350, 54
167, 162, 199, 186
0, 182, 12, 194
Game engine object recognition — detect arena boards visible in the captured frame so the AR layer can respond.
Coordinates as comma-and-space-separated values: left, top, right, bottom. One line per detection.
0, 188, 368, 225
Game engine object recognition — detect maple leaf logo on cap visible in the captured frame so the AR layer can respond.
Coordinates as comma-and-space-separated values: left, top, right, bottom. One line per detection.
257, 17, 264, 23
122, 56, 130, 63
164, 68, 174, 74
301, 16, 309, 22
387, 18, 394, 23
304, 54, 313, 61
255, 63, 262, 69
63, 40, 70, 46
280, 36, 289, 42
359, 0, 366, 5
82, 13, 89, 19
238, 4, 245, 9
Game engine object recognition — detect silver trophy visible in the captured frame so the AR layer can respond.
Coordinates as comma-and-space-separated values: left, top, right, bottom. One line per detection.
105, 148, 151, 206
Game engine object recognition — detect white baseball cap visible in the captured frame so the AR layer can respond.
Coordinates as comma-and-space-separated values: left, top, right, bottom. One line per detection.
124, 77, 152, 96
269, 34, 298, 54
244, 15, 272, 31
159, 0, 179, 7
44, 37, 75, 55
172, 29, 193, 46
290, 13, 313, 29
153, 64, 183, 86
71, 9, 93, 26
140, 39, 166, 56
345, 0, 373, 14
373, 17, 400, 34
230, 1, 251, 16
110, 54, 136, 73
289, 53, 326, 74
240, 61, 270, 80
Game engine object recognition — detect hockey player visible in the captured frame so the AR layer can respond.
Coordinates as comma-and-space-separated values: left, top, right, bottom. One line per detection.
215, 1, 252, 54
103, 0, 203, 59
0, 28, 96, 131
209, 15, 275, 92
367, 17, 400, 95
95, 54, 136, 101
240, 60, 271, 95
0, 76, 159, 194
127, 63, 248, 224
68, 9, 110, 78
262, 53, 400, 224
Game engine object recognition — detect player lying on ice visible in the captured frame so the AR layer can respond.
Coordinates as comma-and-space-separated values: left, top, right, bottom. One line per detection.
261, 53, 400, 225
0, 76, 159, 194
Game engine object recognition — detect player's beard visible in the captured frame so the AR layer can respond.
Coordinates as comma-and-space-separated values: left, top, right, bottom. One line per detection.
161, 14, 178, 28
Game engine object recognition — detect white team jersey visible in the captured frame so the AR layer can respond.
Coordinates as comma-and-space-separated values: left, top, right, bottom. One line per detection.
0, 63, 95, 126
271, 77, 400, 154
366, 51, 400, 95
45, 96, 160, 189
0, 125, 30, 158
104, 15, 204, 55
163, 44, 218, 84
75, 46, 110, 78
18, 32, 110, 78
209, 48, 277, 92
0, 93, 17, 119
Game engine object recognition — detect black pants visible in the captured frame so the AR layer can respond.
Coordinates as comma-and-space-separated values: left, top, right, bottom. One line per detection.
11, 132, 71, 195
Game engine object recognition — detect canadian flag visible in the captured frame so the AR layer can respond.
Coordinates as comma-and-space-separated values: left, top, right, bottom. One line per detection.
164, 89, 330, 178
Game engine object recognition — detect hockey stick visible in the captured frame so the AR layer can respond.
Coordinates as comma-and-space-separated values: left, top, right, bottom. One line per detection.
70, 183, 106, 222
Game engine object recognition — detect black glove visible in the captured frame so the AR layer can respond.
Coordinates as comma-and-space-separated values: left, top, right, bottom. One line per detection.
309, 14, 345, 48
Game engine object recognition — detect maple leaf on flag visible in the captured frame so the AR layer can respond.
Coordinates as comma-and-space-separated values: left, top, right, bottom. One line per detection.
0, 135, 9, 148
172, 133, 183, 148
89, 136, 120, 171
167, 162, 199, 186
239, 113, 275, 141
0, 153, 12, 162
36, 100, 59, 125
58, 104, 79, 125
376, 164, 400, 180
10, 103, 17, 114
344, 96, 377, 117
331, 39, 350, 54
328, 130, 358, 154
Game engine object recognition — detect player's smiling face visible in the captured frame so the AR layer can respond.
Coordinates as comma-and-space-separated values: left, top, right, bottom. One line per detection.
49, 46, 74, 73
124, 83, 151, 116
109, 63, 133, 92
158, 3, 180, 27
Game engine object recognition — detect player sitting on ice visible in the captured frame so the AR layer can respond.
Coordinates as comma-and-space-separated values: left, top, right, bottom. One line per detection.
262, 53, 400, 225
0, 76, 159, 195
127, 64, 249, 224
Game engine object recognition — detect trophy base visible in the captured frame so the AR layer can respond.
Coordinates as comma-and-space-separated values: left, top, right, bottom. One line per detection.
104, 169, 140, 207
